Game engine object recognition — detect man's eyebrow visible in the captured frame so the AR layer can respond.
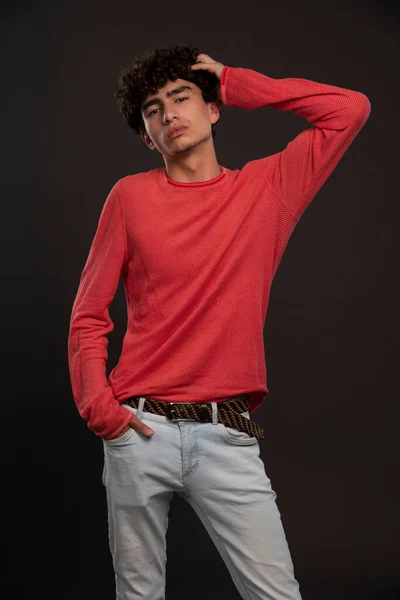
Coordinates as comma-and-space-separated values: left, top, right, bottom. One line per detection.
141, 85, 193, 113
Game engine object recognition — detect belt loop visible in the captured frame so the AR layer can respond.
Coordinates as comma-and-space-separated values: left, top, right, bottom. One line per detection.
137, 397, 146, 420
211, 402, 218, 425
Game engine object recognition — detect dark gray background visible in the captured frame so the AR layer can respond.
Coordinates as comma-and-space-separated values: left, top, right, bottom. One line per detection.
1, 0, 398, 598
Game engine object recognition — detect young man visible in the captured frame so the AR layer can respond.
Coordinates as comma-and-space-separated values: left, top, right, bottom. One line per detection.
68, 44, 370, 599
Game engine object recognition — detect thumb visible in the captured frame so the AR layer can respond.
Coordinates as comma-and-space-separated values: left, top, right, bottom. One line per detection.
137, 422, 155, 437
142, 425, 155, 437
128, 414, 155, 437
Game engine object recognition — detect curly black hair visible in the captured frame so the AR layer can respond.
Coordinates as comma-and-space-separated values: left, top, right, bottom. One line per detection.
114, 43, 222, 139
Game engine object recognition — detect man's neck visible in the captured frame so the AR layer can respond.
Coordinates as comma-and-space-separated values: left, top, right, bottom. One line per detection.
164, 148, 221, 183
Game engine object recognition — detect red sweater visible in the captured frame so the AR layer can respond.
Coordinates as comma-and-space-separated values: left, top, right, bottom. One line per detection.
68, 65, 371, 440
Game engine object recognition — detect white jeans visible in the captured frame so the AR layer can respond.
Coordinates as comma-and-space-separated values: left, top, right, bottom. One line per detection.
102, 397, 302, 600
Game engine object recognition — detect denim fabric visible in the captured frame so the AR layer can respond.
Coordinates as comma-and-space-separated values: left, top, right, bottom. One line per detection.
102, 397, 302, 600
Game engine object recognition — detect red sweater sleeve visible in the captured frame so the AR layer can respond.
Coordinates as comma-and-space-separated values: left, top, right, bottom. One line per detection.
68, 181, 133, 439
219, 66, 371, 221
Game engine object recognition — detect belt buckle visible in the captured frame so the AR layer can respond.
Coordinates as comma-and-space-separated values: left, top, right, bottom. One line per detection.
165, 402, 208, 421
165, 402, 194, 421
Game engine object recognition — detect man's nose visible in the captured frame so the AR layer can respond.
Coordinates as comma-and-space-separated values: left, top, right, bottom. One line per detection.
163, 103, 179, 124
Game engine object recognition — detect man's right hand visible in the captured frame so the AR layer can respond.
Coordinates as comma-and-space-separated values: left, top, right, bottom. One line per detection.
110, 414, 154, 440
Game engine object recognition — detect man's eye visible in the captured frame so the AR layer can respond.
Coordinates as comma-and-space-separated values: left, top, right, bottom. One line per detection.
149, 97, 188, 116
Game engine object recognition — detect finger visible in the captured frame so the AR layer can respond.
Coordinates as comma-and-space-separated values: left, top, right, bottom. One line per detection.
191, 62, 216, 71
129, 415, 154, 437
197, 53, 214, 62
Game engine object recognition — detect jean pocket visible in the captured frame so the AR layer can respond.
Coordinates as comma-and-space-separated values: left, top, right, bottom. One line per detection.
217, 410, 259, 445
103, 427, 135, 445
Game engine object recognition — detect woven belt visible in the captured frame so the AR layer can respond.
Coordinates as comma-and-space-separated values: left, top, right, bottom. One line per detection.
122, 394, 264, 440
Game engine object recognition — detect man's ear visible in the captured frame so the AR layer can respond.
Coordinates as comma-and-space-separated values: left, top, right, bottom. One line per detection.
141, 131, 155, 149
209, 100, 221, 126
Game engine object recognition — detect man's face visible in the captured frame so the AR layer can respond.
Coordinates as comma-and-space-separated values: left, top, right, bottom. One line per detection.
140, 78, 220, 157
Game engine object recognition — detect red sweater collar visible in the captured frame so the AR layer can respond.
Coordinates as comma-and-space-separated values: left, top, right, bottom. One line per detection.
162, 166, 227, 188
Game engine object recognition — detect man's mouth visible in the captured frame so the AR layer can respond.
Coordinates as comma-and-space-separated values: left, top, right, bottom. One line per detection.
167, 126, 187, 139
